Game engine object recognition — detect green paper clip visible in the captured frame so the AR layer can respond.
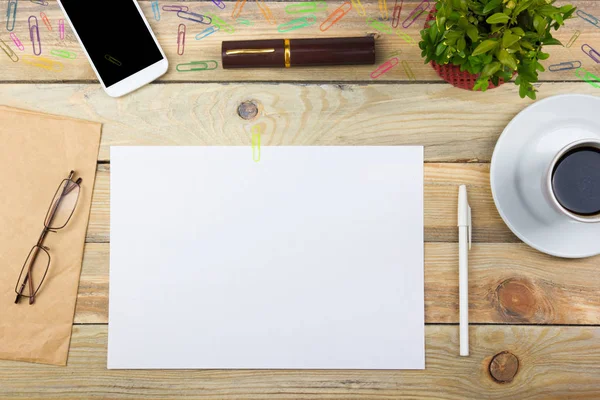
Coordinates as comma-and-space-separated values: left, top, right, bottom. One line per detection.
285, 1, 326, 14
51, 49, 77, 59
251, 125, 261, 162
176, 60, 219, 72
207, 14, 235, 34
575, 67, 600, 89
366, 17, 392, 34
278, 15, 317, 33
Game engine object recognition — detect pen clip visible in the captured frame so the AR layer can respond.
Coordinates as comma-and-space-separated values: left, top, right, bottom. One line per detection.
468, 204, 472, 251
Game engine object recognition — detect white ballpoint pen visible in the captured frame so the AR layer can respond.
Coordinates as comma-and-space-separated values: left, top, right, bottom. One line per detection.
458, 185, 471, 357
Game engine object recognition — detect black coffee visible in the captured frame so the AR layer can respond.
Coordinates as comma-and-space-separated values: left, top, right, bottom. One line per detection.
551, 146, 600, 216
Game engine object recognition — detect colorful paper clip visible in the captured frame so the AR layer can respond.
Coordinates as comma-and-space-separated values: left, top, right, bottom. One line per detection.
29, 0, 48, 5
389, 49, 402, 57
177, 10, 211, 24
582, 44, 600, 63
176, 60, 219, 72
256, 0, 275, 25
396, 29, 416, 45
50, 49, 76, 59
285, 1, 326, 14
548, 60, 582, 72
162, 5, 189, 13
370, 57, 399, 79
212, 0, 226, 10
208, 14, 234, 33
566, 31, 580, 48
0, 38, 19, 62
231, 0, 246, 19
9, 33, 24, 51
379, 0, 389, 20
251, 125, 261, 162
177, 24, 186, 55
350, 0, 365, 17
402, 60, 416, 80
105, 54, 122, 66
29, 16, 42, 56
6, 0, 17, 32
320, 1, 352, 32
403, 0, 430, 28
151, 1, 160, 21
367, 17, 393, 34
237, 18, 253, 26
59, 19, 65, 40
392, 0, 404, 28
576, 10, 599, 27
196, 25, 219, 40
40, 12, 52, 31
278, 15, 317, 33
22, 55, 63, 71
575, 67, 600, 89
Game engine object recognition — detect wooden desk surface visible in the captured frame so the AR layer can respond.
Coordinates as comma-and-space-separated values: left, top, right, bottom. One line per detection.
1, 0, 600, 398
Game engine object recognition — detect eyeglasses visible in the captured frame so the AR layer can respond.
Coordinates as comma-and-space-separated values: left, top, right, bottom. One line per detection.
14, 171, 82, 305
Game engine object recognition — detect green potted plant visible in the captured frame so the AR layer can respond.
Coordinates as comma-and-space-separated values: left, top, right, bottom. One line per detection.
419, 0, 576, 99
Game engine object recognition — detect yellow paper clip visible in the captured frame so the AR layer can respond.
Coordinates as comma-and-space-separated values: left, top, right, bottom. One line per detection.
22, 55, 63, 72
251, 125, 261, 162
379, 0, 389, 20
575, 67, 600, 89
320, 1, 352, 32
278, 15, 317, 33
256, 0, 275, 25
50, 49, 76, 59
350, 0, 365, 16
366, 17, 392, 34
176, 60, 219, 72
285, 1, 326, 14
402, 60, 416, 80
396, 29, 416, 45
566, 31, 580, 48
105, 54, 122, 66
389, 49, 402, 58
6, 0, 17, 32
208, 14, 235, 33
370, 57, 399, 79
232, 0, 246, 19
0, 38, 19, 62
40, 12, 52, 31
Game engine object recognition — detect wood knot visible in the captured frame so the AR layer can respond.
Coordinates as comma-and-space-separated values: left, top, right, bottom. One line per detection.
237, 101, 259, 120
489, 351, 519, 383
496, 278, 537, 321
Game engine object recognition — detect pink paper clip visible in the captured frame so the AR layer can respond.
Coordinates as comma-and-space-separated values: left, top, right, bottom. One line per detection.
162, 5, 189, 12
40, 12, 52, 31
582, 44, 600, 64
9, 32, 24, 51
212, 0, 226, 10
392, 0, 404, 28
177, 24, 186, 56
320, 1, 352, 32
29, 16, 42, 56
370, 57, 399, 79
402, 0, 429, 28
59, 19, 65, 40
232, 0, 246, 19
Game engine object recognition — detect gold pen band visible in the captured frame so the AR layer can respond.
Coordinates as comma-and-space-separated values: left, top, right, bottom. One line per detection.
284, 39, 291, 68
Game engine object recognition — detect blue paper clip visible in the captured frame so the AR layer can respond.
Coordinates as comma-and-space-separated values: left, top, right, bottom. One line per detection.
177, 10, 211, 24
575, 67, 600, 89
212, 0, 226, 10
196, 25, 220, 40
29, 16, 42, 56
6, 0, 17, 32
278, 15, 317, 33
0, 38, 19, 62
366, 17, 393, 34
151, 1, 160, 21
285, 1, 326, 14
402, 0, 429, 28
582, 44, 600, 63
548, 61, 582, 72
162, 5, 189, 12
576, 10, 600, 27
207, 14, 234, 33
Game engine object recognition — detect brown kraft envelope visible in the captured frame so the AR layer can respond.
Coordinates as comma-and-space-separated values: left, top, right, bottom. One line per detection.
0, 106, 102, 365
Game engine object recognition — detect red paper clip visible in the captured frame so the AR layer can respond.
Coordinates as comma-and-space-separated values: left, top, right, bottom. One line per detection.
371, 57, 399, 79
391, 0, 404, 28
177, 24, 186, 56
402, 0, 429, 28
320, 1, 352, 32
40, 12, 52, 31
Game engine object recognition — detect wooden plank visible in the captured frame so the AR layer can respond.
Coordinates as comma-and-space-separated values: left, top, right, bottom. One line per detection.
1, 325, 599, 399
0, 83, 598, 163
1, 1, 599, 82
86, 163, 512, 243
75, 242, 600, 325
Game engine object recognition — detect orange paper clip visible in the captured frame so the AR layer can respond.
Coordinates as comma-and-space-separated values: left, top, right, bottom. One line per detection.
232, 0, 246, 19
256, 0, 275, 24
177, 24, 186, 55
40, 12, 52, 31
320, 1, 352, 32
370, 57, 399, 79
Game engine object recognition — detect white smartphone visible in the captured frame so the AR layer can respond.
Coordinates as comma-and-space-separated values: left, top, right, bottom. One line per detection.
57, 0, 168, 97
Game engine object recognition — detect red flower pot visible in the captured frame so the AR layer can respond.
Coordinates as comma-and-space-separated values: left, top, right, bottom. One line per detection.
425, 10, 510, 91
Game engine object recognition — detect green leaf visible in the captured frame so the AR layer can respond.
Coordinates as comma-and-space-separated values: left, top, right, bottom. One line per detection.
542, 37, 562, 46
457, 37, 467, 52
511, 27, 525, 36
472, 39, 498, 56
502, 32, 520, 47
486, 12, 510, 24
483, 0, 502, 14
533, 14, 545, 35
429, 22, 439, 42
519, 83, 528, 98
535, 61, 545, 72
436, 42, 448, 56
466, 24, 479, 42
481, 61, 502, 77
538, 52, 550, 60
498, 49, 518, 70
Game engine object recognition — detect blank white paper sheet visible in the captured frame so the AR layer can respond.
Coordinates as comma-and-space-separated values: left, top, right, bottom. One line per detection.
108, 146, 424, 370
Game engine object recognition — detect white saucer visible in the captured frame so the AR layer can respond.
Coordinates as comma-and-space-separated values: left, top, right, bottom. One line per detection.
490, 94, 600, 258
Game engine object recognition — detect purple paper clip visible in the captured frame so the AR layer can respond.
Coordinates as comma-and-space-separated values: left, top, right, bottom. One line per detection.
212, 0, 226, 10
402, 0, 429, 28
10, 32, 24, 51
29, 16, 42, 56
59, 19, 65, 40
582, 44, 600, 63
177, 10, 211, 24
162, 5, 189, 12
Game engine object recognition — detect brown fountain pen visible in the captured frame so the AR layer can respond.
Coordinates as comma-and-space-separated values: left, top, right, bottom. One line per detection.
222, 36, 376, 69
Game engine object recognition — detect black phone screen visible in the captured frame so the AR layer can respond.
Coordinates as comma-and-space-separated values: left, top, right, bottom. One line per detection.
60, 0, 164, 87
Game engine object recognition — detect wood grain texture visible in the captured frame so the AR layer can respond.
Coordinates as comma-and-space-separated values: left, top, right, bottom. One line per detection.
0, 83, 598, 163
1, 325, 599, 399
75, 242, 600, 325
1, 1, 599, 83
